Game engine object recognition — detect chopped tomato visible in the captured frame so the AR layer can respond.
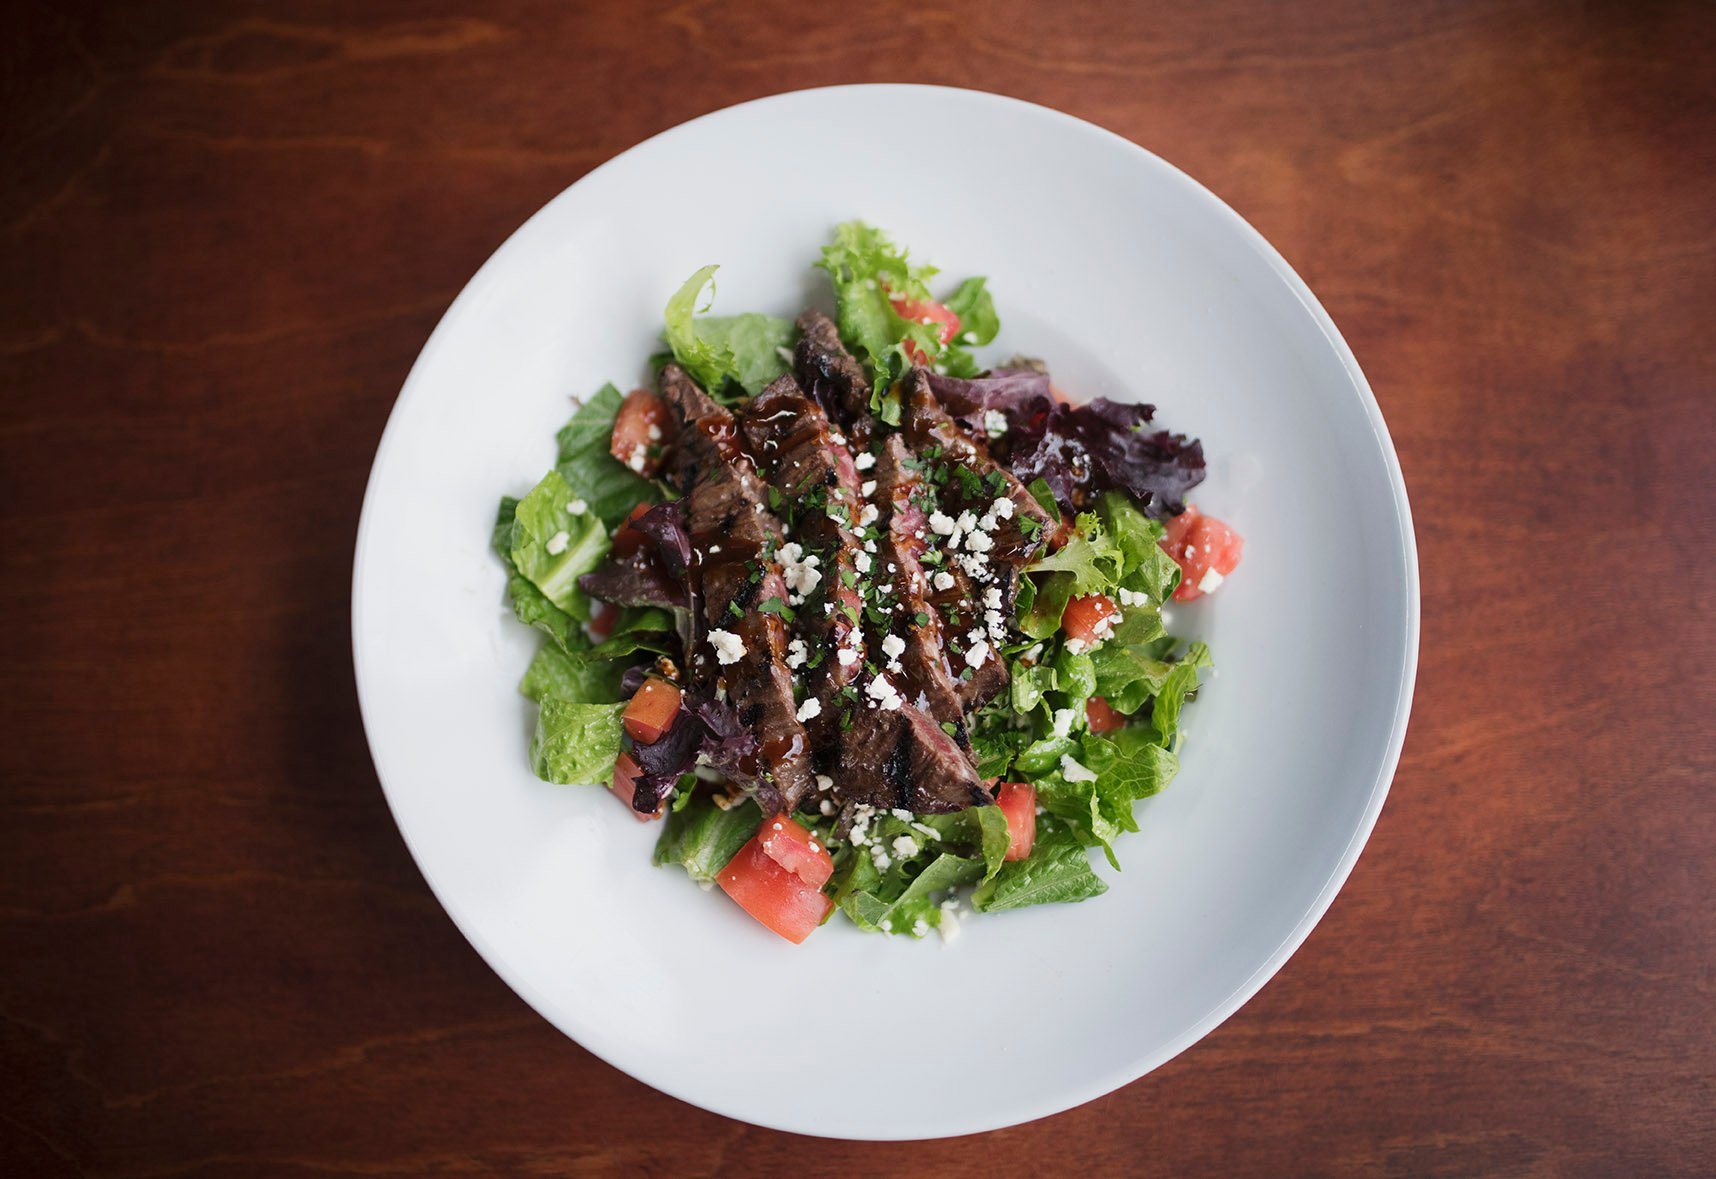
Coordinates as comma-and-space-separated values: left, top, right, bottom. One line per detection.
1048, 512, 1076, 551
587, 601, 619, 642
622, 677, 682, 744
609, 753, 663, 822
610, 389, 668, 476
756, 815, 834, 889
717, 837, 835, 943
1161, 505, 1244, 602
1086, 695, 1127, 734
609, 502, 653, 559
889, 294, 960, 365
1061, 593, 1120, 646
994, 783, 1037, 862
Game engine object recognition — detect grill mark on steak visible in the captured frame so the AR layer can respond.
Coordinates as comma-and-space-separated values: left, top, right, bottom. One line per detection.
837, 705, 992, 814
659, 363, 814, 814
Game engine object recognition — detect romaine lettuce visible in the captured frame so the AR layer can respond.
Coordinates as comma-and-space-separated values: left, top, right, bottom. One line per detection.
653, 793, 761, 884
554, 385, 661, 529
973, 823, 1108, 912
511, 469, 608, 618
529, 697, 626, 785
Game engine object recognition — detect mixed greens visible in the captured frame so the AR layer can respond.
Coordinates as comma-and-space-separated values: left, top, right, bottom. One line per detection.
491, 222, 1232, 941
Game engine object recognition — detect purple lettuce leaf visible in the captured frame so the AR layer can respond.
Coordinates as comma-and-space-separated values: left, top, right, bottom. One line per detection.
578, 501, 692, 609
1009, 397, 1204, 518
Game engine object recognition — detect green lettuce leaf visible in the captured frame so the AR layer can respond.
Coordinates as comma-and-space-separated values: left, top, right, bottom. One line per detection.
1095, 490, 1181, 602
815, 221, 946, 397
839, 852, 984, 937
653, 794, 761, 884
942, 276, 999, 347
973, 823, 1107, 912
511, 469, 608, 617
529, 698, 626, 785
553, 385, 662, 528
495, 497, 586, 654
519, 644, 627, 705
662, 266, 794, 400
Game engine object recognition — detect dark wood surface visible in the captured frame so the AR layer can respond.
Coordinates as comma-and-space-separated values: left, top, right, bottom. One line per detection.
5, 1, 1713, 1174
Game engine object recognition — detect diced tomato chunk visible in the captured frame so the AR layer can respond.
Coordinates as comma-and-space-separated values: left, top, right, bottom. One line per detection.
1048, 512, 1076, 551
889, 294, 960, 365
586, 600, 619, 642
994, 782, 1037, 862
756, 815, 834, 889
1061, 593, 1120, 646
610, 389, 669, 476
609, 502, 653, 558
717, 837, 835, 943
1086, 695, 1127, 734
609, 753, 663, 822
622, 677, 682, 744
1161, 505, 1244, 602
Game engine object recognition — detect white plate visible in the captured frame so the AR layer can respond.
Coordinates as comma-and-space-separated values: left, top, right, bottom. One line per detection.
353, 85, 1418, 1140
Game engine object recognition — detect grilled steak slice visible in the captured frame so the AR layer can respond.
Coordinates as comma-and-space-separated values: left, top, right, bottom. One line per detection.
901, 368, 1052, 564
794, 309, 875, 447
735, 374, 868, 759
870, 436, 967, 735
659, 363, 814, 814
837, 704, 992, 814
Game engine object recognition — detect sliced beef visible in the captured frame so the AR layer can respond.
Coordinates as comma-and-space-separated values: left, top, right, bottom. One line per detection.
659, 363, 814, 814
900, 368, 1052, 565
869, 436, 967, 735
836, 705, 992, 814
794, 309, 875, 447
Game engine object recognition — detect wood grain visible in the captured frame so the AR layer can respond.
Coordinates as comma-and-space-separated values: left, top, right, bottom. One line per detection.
4, 1, 1713, 1174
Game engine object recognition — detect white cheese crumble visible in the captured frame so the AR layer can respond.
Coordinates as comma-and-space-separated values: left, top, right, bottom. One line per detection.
786, 638, 808, 669
865, 675, 903, 711
983, 409, 1008, 438
879, 634, 905, 660
932, 570, 956, 591
855, 450, 876, 470
860, 480, 877, 497
545, 530, 570, 555
1065, 637, 1089, 655
1198, 568, 1226, 594
890, 808, 915, 821
983, 586, 1003, 609
819, 798, 836, 816
837, 647, 859, 667
796, 697, 822, 722
816, 773, 833, 791
928, 510, 957, 536
892, 834, 920, 859
708, 629, 746, 664
1117, 587, 1148, 607
854, 551, 872, 575
964, 529, 994, 554
955, 509, 979, 535
568, 497, 588, 516
858, 503, 879, 527
1060, 754, 1099, 782
991, 496, 1014, 520
626, 444, 648, 472
1051, 707, 1077, 738
964, 639, 990, 668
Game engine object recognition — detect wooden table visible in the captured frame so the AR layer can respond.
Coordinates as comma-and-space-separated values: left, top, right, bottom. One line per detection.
5, 1, 1712, 1174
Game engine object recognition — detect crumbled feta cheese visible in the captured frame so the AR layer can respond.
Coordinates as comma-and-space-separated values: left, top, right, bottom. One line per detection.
872, 848, 894, 871
707, 544, 721, 554
890, 808, 915, 821
983, 409, 1008, 438
964, 639, 990, 669
1065, 637, 1089, 655
892, 835, 921, 859
819, 798, 836, 816
860, 480, 877, 497
938, 904, 961, 943
991, 496, 1014, 520
932, 570, 956, 592
1022, 643, 1044, 664
865, 675, 903, 711
816, 774, 833, 790
929, 510, 957, 536
983, 586, 1003, 609
858, 503, 880, 527
796, 697, 822, 722
568, 498, 588, 516
1060, 754, 1099, 782
963, 529, 994, 554
837, 647, 859, 667
1051, 707, 1077, 738
962, 331, 978, 345
855, 451, 876, 470
544, 530, 570, 555
626, 444, 648, 472
786, 638, 808, 669
880, 634, 906, 659
829, 431, 847, 446
708, 629, 746, 664
854, 551, 872, 575
912, 821, 941, 841
1198, 568, 1226, 594
955, 510, 979, 535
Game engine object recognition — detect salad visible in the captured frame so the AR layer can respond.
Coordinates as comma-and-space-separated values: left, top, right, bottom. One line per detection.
491, 222, 1242, 943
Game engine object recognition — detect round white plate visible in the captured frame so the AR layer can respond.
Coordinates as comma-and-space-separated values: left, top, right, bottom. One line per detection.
353, 85, 1418, 1140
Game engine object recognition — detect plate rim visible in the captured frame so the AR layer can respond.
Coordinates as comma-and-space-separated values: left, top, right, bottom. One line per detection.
351, 82, 1421, 1140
